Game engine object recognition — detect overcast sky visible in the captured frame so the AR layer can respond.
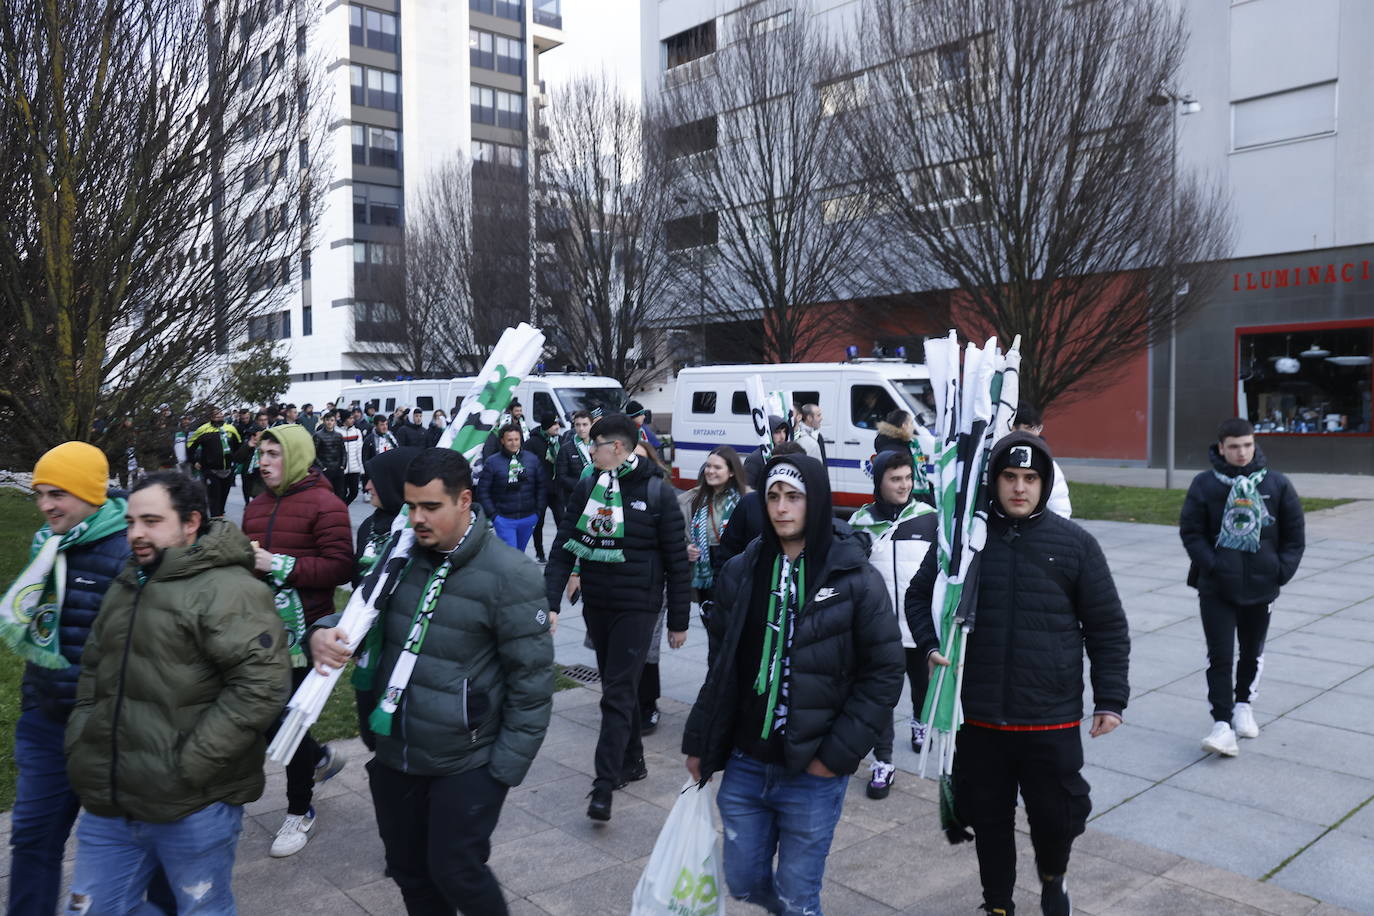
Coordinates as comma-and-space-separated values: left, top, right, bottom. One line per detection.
538, 0, 644, 99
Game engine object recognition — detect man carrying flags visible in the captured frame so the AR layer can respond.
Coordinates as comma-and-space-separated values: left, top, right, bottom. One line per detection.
906, 431, 1130, 916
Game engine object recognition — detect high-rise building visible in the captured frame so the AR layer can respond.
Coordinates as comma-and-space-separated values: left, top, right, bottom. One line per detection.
273, 0, 563, 408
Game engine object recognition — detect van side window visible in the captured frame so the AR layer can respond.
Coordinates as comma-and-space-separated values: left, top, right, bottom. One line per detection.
730, 392, 751, 415
691, 391, 717, 414
366, 398, 380, 410
850, 385, 896, 430
533, 392, 557, 423
415, 396, 434, 411
792, 390, 820, 414
385, 397, 396, 412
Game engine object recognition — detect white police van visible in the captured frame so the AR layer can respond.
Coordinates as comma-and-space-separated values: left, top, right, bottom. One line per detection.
337, 373, 628, 428
671, 361, 933, 509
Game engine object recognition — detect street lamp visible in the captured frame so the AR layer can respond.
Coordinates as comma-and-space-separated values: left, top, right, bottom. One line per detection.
1147, 88, 1200, 490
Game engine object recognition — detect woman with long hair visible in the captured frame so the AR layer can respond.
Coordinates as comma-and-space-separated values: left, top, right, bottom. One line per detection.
680, 445, 750, 606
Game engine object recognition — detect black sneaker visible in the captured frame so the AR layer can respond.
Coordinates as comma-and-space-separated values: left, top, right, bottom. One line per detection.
616, 757, 648, 789
586, 786, 612, 822
640, 707, 661, 736
1040, 874, 1070, 916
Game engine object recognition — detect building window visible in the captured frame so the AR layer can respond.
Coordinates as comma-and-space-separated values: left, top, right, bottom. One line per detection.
494, 0, 522, 22
350, 65, 365, 106
352, 125, 402, 169
468, 0, 493, 13
355, 301, 405, 341
496, 35, 524, 75
534, 0, 560, 28
750, 9, 791, 36
353, 182, 402, 226
1232, 81, 1337, 151
819, 71, 870, 117
472, 139, 525, 174
469, 29, 494, 69
666, 115, 717, 160
665, 212, 718, 251
471, 85, 496, 125
353, 240, 401, 283
366, 8, 398, 51
496, 89, 524, 128
351, 65, 399, 110
248, 309, 291, 340
1237, 323, 1373, 434
664, 20, 715, 70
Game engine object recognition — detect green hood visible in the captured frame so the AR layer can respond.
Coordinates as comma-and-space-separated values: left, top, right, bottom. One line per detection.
262, 424, 316, 494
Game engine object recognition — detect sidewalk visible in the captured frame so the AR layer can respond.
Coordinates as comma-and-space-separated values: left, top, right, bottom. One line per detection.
1063, 463, 1374, 501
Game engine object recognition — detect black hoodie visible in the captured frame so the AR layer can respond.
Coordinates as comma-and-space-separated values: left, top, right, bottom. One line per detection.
683, 454, 904, 778
355, 446, 424, 573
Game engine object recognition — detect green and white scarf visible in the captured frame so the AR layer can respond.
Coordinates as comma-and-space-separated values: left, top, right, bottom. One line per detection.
368, 556, 452, 737
351, 529, 402, 692
0, 499, 127, 669
267, 554, 308, 667
755, 553, 803, 738
850, 498, 932, 542
506, 452, 524, 485
1214, 468, 1271, 553
574, 436, 592, 468
690, 488, 740, 589
565, 455, 639, 563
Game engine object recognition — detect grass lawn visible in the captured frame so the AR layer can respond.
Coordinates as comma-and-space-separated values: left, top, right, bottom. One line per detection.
1069, 481, 1353, 526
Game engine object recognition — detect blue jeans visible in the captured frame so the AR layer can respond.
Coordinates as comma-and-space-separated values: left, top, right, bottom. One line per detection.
715, 751, 850, 915
10, 708, 83, 916
492, 514, 537, 552
68, 803, 244, 915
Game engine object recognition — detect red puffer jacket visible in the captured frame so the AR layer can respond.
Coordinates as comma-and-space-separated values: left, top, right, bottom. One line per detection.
241, 468, 355, 623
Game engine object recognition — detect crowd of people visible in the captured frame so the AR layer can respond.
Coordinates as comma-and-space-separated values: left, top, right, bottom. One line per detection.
2, 393, 1304, 915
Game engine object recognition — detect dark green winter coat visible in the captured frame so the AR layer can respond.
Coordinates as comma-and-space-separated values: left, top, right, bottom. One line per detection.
65, 519, 291, 823
322, 506, 554, 786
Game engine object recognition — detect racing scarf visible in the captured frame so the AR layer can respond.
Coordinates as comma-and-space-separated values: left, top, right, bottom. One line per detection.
754, 553, 804, 739
690, 488, 740, 589
350, 528, 396, 692
1214, 467, 1271, 553
565, 454, 639, 563
0, 499, 127, 668
506, 452, 524, 485
266, 554, 308, 667
849, 498, 932, 542
574, 436, 592, 469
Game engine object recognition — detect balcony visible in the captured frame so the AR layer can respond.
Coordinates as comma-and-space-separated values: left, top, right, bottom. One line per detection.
532, 0, 562, 52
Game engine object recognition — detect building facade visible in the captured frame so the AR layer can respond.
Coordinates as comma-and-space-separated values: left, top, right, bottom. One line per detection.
272, 0, 563, 408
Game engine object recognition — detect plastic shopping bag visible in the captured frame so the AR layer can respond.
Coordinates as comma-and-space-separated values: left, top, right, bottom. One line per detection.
630, 780, 726, 916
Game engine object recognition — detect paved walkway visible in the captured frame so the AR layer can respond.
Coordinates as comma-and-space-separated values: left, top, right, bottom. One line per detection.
3, 477, 1373, 913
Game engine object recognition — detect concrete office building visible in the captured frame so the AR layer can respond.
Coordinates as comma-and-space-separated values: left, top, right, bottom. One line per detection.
641, 0, 1374, 471
268, 0, 563, 408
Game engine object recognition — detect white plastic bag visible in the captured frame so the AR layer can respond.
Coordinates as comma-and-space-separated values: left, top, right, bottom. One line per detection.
630, 780, 727, 916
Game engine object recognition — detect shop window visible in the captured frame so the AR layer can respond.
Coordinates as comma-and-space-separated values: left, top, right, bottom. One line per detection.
1237, 324, 1373, 434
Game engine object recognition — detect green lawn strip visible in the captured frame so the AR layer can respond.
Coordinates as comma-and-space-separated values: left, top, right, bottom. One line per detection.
1069, 481, 1352, 527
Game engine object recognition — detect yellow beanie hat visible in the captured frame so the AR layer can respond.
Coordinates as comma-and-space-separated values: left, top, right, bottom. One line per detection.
32, 442, 110, 507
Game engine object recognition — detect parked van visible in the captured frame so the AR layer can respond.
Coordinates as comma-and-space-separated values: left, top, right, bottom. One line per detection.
671, 361, 933, 508
337, 373, 628, 428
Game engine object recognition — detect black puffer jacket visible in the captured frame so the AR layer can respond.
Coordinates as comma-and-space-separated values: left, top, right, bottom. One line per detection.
905, 433, 1130, 726
715, 490, 765, 570
555, 432, 591, 495
545, 458, 690, 630
22, 523, 130, 722
1179, 444, 1304, 606
312, 427, 345, 471
682, 454, 904, 779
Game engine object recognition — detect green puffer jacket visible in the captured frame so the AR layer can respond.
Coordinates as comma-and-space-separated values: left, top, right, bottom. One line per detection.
65, 519, 291, 823
324, 507, 554, 785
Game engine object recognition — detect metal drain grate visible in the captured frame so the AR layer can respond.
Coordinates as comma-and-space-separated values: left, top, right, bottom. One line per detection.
560, 664, 601, 684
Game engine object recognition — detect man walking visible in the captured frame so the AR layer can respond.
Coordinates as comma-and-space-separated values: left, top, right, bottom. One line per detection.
682, 454, 904, 914
300, 403, 319, 434
1180, 418, 1304, 758
64, 472, 290, 913
187, 408, 240, 516
477, 423, 547, 554
906, 432, 1130, 916
555, 410, 594, 512
241, 424, 355, 857
309, 449, 554, 916
341, 412, 366, 504
0, 444, 128, 915
365, 416, 399, 463
793, 403, 827, 466
313, 411, 348, 499
173, 416, 193, 476
546, 414, 690, 822
528, 414, 563, 562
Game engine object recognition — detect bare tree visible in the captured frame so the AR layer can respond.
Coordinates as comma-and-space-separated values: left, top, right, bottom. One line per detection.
537, 74, 678, 391
659, 0, 881, 363
846, 0, 1232, 409
0, 0, 328, 461
351, 155, 528, 377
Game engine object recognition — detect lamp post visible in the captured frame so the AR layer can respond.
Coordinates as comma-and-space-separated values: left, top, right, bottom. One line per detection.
1147, 89, 1200, 490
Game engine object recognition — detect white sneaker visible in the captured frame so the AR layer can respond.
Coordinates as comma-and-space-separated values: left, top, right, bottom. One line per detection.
1233, 703, 1260, 739
1201, 721, 1239, 757
269, 806, 315, 857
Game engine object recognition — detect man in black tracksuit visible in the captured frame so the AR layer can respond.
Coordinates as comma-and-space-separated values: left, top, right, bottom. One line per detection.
906, 432, 1130, 916
545, 414, 690, 822
683, 454, 904, 914
1179, 417, 1304, 758
313, 412, 347, 499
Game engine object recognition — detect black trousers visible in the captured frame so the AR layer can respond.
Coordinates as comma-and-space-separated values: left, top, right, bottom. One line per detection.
873, 648, 927, 760
953, 725, 1092, 909
532, 490, 564, 560
203, 472, 233, 517
324, 467, 345, 499
1199, 594, 1271, 723
342, 472, 361, 505
583, 606, 658, 790
368, 759, 510, 916
264, 667, 321, 815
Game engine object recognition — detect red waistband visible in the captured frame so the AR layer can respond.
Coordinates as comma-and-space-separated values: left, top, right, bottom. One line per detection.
964, 719, 1081, 732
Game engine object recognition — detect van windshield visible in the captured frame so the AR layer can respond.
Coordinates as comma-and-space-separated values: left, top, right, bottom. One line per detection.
556, 386, 628, 417
894, 379, 937, 428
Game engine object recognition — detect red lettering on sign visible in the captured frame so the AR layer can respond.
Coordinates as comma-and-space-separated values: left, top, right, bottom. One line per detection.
1231, 258, 1374, 292
1275, 270, 1288, 288
1325, 264, 1338, 283
1260, 271, 1272, 289
1247, 272, 1257, 291
1233, 274, 1241, 292
1343, 263, 1354, 282
1310, 266, 1323, 284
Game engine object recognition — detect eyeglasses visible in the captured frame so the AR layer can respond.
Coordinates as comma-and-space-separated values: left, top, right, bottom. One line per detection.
591, 440, 618, 451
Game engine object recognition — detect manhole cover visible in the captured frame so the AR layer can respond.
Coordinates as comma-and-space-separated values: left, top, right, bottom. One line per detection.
560, 664, 601, 684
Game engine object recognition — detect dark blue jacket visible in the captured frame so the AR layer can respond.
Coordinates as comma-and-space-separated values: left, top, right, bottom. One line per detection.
22, 528, 130, 722
477, 449, 547, 521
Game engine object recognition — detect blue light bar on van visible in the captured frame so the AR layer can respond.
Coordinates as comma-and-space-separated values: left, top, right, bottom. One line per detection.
354, 374, 363, 383
536, 361, 545, 374
895, 346, 907, 359
395, 374, 404, 381
845, 345, 860, 360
